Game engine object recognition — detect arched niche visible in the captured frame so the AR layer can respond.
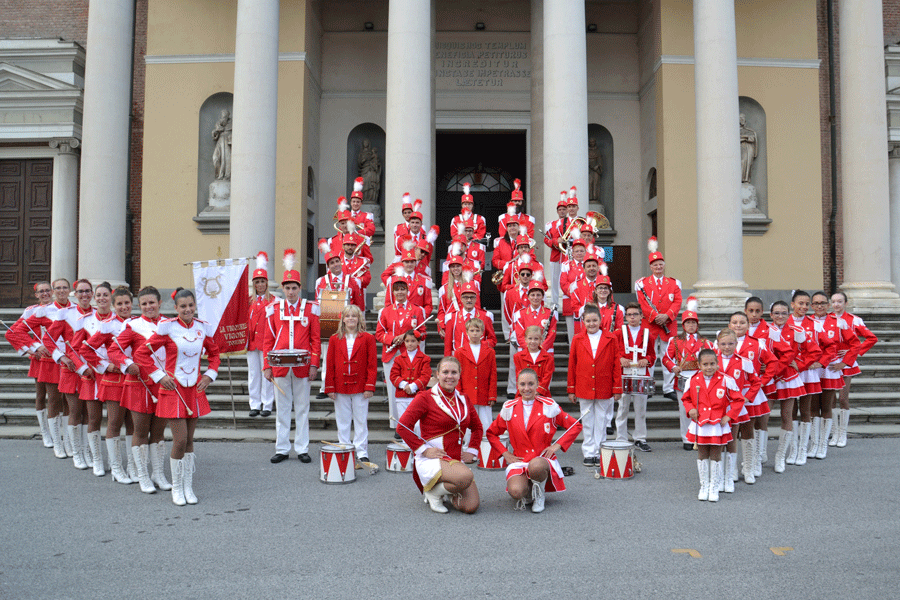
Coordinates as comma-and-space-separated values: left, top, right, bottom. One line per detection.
588, 123, 614, 230
647, 167, 657, 200
738, 96, 771, 235
194, 92, 233, 234
347, 123, 386, 227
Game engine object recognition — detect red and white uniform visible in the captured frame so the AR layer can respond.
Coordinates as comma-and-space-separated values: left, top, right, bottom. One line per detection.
499, 213, 535, 238
567, 329, 622, 458
390, 348, 431, 400
662, 334, 715, 389
834, 312, 877, 377
454, 339, 497, 407
43, 304, 94, 396
511, 304, 557, 353
137, 318, 220, 419
559, 259, 585, 317
108, 316, 164, 414
813, 314, 860, 390
349, 209, 375, 239
437, 281, 481, 335
568, 276, 600, 335
398, 385, 483, 493
790, 315, 824, 395
769, 323, 804, 400
246, 293, 275, 412
315, 272, 364, 312
5, 303, 46, 379
263, 299, 321, 378
748, 319, 792, 397
458, 241, 486, 269
69, 309, 111, 401
340, 254, 372, 292
376, 303, 426, 364
443, 307, 497, 356
440, 260, 483, 286
491, 236, 517, 273
717, 352, 759, 425
634, 275, 682, 341
513, 348, 554, 397
542, 217, 567, 265
487, 396, 582, 492
23, 301, 70, 384
385, 273, 434, 316
617, 324, 657, 378
503, 283, 530, 336
394, 231, 426, 257
733, 334, 777, 417
451, 213, 486, 240
324, 331, 377, 395
324, 234, 374, 263
682, 371, 745, 445
497, 253, 539, 293
81, 315, 127, 402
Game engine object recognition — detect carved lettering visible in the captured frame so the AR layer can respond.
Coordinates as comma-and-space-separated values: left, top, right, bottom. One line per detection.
435, 37, 530, 89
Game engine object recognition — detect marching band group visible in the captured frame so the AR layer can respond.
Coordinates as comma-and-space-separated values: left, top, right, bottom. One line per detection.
5, 176, 879, 512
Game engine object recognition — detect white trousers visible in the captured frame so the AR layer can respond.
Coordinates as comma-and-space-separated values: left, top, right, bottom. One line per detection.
616, 393, 648, 443
652, 336, 675, 394
566, 316, 575, 344
549, 261, 561, 306
579, 398, 614, 458
383, 359, 396, 426
506, 343, 517, 394
678, 387, 691, 443
247, 350, 274, 411
274, 372, 311, 455
475, 404, 494, 436
334, 393, 369, 457
318, 341, 329, 392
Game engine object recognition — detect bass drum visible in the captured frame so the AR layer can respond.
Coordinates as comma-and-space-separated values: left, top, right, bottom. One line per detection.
319, 289, 348, 338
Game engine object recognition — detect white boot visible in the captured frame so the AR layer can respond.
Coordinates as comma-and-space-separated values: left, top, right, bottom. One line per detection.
786, 421, 800, 465
62, 422, 73, 457
837, 409, 849, 447
106, 437, 131, 484
774, 429, 792, 474
697, 459, 709, 501
68, 425, 88, 470
829, 411, 841, 446
741, 438, 756, 484
723, 455, 734, 493
183, 452, 198, 505
149, 441, 172, 491
816, 418, 832, 459
124, 435, 138, 481
36, 409, 53, 447
132, 445, 156, 494
49, 416, 66, 459
81, 424, 92, 465
530, 480, 545, 513
795, 422, 810, 466
807, 417, 820, 458
755, 429, 766, 476
708, 460, 721, 502
170, 458, 186, 506
88, 431, 105, 476
423, 483, 449, 513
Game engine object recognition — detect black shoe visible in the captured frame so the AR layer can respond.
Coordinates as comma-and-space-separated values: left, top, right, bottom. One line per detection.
358, 456, 369, 464
316, 391, 328, 399
592, 457, 600, 466
298, 453, 312, 463
393, 432, 402, 441
583, 457, 594, 467
270, 453, 289, 463
248, 409, 260, 417
664, 391, 680, 402
635, 440, 652, 452
606, 426, 614, 436
683, 443, 694, 451
561, 466, 576, 476
260, 409, 271, 417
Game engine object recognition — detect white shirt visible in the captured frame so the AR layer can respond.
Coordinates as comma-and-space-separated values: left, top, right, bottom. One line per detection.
529, 350, 540, 362
588, 330, 603, 357
345, 333, 356, 356
522, 399, 535, 423
469, 342, 481, 362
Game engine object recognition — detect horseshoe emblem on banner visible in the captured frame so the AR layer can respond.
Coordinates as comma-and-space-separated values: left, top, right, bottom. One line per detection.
200, 274, 223, 299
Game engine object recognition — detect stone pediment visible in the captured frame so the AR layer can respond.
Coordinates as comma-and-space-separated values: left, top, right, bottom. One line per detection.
0, 63, 82, 92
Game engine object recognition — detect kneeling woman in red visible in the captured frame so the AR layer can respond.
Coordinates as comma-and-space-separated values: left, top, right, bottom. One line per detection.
487, 369, 582, 513
136, 288, 220, 506
397, 356, 482, 514
682, 349, 744, 503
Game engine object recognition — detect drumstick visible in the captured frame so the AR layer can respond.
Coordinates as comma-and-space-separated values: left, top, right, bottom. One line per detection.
390, 417, 448, 458
693, 385, 700, 450
112, 337, 160, 405
551, 405, 591, 448
319, 440, 379, 475
387, 315, 435, 352
142, 341, 193, 416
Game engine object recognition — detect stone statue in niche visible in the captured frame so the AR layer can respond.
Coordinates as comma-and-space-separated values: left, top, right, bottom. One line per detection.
588, 137, 603, 204
357, 138, 382, 222
739, 114, 761, 214
208, 109, 233, 211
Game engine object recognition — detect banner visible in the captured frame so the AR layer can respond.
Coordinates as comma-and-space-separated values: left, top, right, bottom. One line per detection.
192, 258, 250, 355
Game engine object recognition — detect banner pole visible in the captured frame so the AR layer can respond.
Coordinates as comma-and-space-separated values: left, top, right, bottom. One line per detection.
228, 355, 236, 429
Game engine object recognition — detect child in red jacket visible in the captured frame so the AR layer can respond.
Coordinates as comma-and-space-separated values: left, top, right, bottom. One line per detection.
454, 318, 497, 434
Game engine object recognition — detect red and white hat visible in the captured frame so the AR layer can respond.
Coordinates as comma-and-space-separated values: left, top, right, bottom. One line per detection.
416, 239, 433, 256
409, 211, 423, 222
681, 296, 700, 324
595, 262, 612, 288
527, 270, 547, 294
461, 182, 474, 205
557, 191, 568, 208
334, 196, 350, 220
281, 249, 301, 285
252, 251, 269, 280
647, 236, 664, 264
515, 234, 531, 248
401, 193, 413, 212
324, 250, 341, 265
446, 255, 464, 267
462, 219, 475, 231
350, 177, 365, 200
460, 282, 478, 296
566, 186, 579, 206
400, 249, 417, 262
511, 178, 523, 202
343, 232, 364, 247
517, 254, 534, 274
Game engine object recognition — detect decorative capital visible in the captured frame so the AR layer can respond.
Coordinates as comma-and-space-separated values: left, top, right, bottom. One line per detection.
49, 138, 80, 152
890, 144, 900, 159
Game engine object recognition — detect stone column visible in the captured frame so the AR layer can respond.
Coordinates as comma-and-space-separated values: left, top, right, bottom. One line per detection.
690, 0, 748, 308
889, 146, 900, 292
229, 0, 279, 275
77, 1, 134, 285
542, 0, 588, 223
530, 0, 545, 257
384, 0, 434, 268
50, 139, 79, 282
838, 0, 900, 310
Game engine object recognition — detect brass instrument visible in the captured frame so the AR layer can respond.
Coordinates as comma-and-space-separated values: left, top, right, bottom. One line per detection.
557, 216, 587, 253
491, 270, 504, 286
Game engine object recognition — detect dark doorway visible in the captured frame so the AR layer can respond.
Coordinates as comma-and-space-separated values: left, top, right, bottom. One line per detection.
436, 131, 527, 309
0, 160, 53, 307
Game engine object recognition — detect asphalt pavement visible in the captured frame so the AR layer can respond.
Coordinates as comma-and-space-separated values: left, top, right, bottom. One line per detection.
1, 437, 897, 599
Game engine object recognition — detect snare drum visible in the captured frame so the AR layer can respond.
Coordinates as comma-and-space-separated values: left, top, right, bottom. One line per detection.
319, 289, 348, 338
320, 444, 356, 484
478, 437, 509, 470
622, 375, 654, 396
599, 440, 635, 479
386, 443, 413, 472
267, 349, 310, 367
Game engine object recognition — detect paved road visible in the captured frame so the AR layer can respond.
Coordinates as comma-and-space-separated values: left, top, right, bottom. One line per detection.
1, 438, 896, 599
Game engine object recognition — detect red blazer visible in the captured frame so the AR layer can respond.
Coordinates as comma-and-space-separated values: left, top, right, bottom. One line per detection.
324, 331, 377, 395
717, 352, 761, 400
734, 335, 778, 387
454, 340, 497, 406
349, 209, 376, 238
487, 396, 581, 463
512, 305, 557, 353
542, 217, 566, 264
491, 236, 517, 272
835, 312, 877, 356
790, 316, 824, 372
513, 349, 554, 397
375, 303, 426, 363
559, 260, 584, 316
682, 371, 745, 425
247, 293, 275, 352
451, 213, 487, 240
443, 308, 497, 356
340, 254, 372, 291
397, 386, 483, 460
499, 212, 535, 238
262, 299, 321, 378
819, 314, 861, 366
567, 331, 622, 399
635, 275, 682, 340
390, 349, 432, 399
385, 272, 434, 316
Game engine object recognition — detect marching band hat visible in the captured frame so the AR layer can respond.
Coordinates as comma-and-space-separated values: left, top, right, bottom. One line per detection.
681, 296, 699, 323
400, 249, 417, 262
391, 277, 408, 288
252, 251, 269, 280
281, 249, 302, 285
571, 238, 587, 248
461, 182, 474, 205
460, 282, 478, 296
351, 177, 364, 200
566, 186, 579, 206
515, 234, 531, 248
401, 193, 413, 211
409, 211, 423, 222
647, 236, 664, 264
325, 250, 341, 265
511, 178, 523, 202
416, 239, 433, 256
343, 232, 364, 246
335, 210, 351, 222
526, 278, 547, 295
446, 255, 464, 267
595, 275, 612, 288
557, 191, 568, 208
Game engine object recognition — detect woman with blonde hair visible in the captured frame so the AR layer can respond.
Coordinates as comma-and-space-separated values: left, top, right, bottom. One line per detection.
324, 304, 377, 464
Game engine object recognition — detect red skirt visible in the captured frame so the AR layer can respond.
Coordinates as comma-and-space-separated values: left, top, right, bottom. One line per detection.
155, 385, 210, 420
843, 362, 861, 377
37, 358, 59, 384
78, 376, 98, 401
744, 390, 771, 418
57, 367, 81, 395
119, 378, 160, 415
28, 356, 39, 378
505, 455, 565, 492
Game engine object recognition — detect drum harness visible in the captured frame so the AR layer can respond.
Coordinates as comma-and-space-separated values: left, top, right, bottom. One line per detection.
278, 298, 307, 350
622, 324, 649, 373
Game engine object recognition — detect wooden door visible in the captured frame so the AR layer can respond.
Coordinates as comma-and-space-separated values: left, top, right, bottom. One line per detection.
0, 159, 53, 307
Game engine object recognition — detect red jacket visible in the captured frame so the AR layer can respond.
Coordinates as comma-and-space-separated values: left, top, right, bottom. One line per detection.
262, 299, 321, 378
835, 312, 878, 356
385, 272, 434, 317
717, 352, 761, 400
682, 371, 745, 425
617, 324, 657, 377
790, 316, 824, 372
512, 304, 557, 353
513, 348, 554, 397
451, 213, 487, 240
567, 330, 622, 399
499, 212, 535, 238
443, 308, 497, 356
542, 217, 566, 264
375, 303, 426, 363
390, 349, 432, 399
487, 396, 582, 463
454, 340, 497, 406
559, 259, 584, 316
247, 293, 275, 352
324, 331, 377, 395
634, 275, 682, 340
491, 236, 517, 272
818, 314, 861, 366
340, 254, 372, 291
734, 335, 778, 387
397, 386, 483, 460
349, 209, 375, 238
